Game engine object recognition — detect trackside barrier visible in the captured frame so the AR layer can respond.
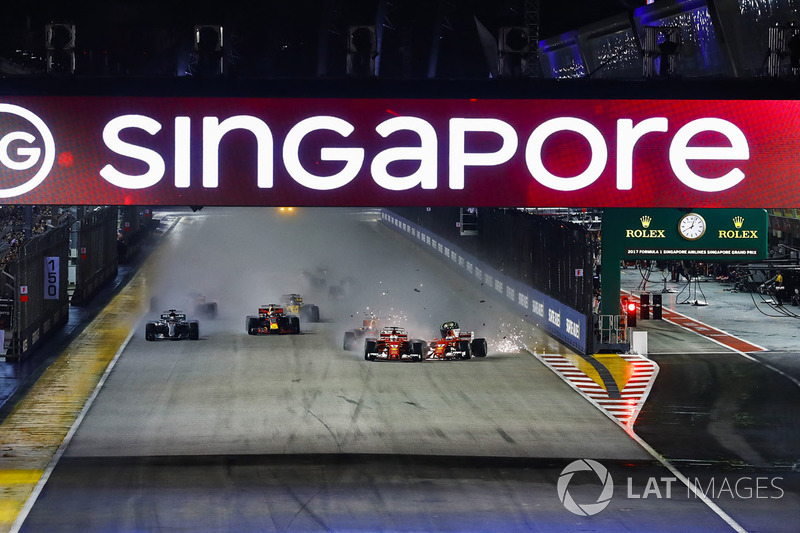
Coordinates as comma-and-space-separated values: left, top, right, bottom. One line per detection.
118, 207, 156, 263
71, 207, 119, 305
389, 207, 594, 315
594, 314, 630, 353
381, 210, 590, 355
2, 225, 70, 361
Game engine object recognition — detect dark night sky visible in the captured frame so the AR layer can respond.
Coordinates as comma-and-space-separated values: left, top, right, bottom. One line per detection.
6, 0, 636, 37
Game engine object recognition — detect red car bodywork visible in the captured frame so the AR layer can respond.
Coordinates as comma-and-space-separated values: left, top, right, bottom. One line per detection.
363, 327, 425, 362
426, 322, 488, 360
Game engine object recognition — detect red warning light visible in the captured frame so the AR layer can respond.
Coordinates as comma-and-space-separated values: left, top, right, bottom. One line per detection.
622, 296, 638, 327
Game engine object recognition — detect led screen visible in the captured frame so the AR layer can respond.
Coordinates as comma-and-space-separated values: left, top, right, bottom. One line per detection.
0, 96, 797, 207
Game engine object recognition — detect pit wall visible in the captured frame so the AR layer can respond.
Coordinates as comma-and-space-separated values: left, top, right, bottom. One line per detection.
381, 210, 589, 355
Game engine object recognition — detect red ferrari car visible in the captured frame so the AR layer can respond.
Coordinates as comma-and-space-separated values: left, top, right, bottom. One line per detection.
426, 321, 487, 360
363, 326, 427, 362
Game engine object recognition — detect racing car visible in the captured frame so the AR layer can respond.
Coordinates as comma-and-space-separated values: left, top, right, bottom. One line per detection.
150, 293, 218, 319
191, 293, 218, 319
246, 304, 300, 335
363, 326, 427, 362
145, 310, 199, 341
282, 293, 320, 322
425, 321, 487, 360
343, 312, 379, 351
329, 277, 355, 300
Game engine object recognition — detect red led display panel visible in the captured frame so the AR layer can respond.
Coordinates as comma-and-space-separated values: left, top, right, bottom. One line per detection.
0, 96, 796, 207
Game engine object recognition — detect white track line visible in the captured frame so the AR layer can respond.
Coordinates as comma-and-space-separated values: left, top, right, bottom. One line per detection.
531, 348, 747, 533
9, 319, 142, 533
11, 215, 181, 531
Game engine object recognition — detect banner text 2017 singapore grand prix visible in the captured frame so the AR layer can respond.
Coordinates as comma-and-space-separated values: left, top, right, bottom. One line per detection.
0, 97, 797, 207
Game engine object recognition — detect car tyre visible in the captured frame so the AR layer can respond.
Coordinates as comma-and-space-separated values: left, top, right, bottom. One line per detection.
459, 340, 472, 359
145, 322, 156, 341
188, 321, 199, 340
364, 340, 377, 361
471, 338, 488, 358
291, 316, 301, 334
246, 316, 259, 335
411, 341, 427, 361
343, 331, 356, 351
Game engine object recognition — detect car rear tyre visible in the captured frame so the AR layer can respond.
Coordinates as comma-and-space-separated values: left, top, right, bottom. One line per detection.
291, 316, 301, 334
471, 338, 488, 357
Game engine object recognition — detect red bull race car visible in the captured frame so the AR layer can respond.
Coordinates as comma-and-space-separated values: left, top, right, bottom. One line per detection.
145, 310, 199, 341
426, 321, 488, 360
343, 312, 380, 351
246, 304, 300, 335
363, 326, 427, 362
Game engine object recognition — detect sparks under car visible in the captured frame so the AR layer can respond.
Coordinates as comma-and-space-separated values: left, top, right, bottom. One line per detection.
145, 310, 200, 341
246, 304, 300, 335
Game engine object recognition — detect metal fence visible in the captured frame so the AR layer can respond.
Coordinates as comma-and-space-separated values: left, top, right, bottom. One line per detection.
71, 207, 119, 305
388, 208, 595, 316
118, 206, 156, 263
2, 224, 70, 360
0, 206, 159, 360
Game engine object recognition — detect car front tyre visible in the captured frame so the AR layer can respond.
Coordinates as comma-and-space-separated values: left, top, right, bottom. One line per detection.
459, 340, 472, 359
364, 340, 377, 361
145, 323, 156, 341
189, 322, 199, 340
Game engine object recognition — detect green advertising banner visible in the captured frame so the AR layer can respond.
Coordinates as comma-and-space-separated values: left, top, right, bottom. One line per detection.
604, 208, 768, 260
600, 208, 768, 315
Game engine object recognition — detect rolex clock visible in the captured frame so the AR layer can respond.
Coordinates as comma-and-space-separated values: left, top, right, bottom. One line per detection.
678, 212, 706, 241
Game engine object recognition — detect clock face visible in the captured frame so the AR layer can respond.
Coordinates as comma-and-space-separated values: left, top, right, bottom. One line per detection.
678, 213, 706, 241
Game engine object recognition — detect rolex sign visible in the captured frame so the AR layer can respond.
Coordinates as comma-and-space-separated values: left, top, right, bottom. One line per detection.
603, 208, 768, 260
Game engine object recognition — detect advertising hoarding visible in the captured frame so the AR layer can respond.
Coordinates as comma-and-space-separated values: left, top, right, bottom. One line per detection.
0, 96, 797, 207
